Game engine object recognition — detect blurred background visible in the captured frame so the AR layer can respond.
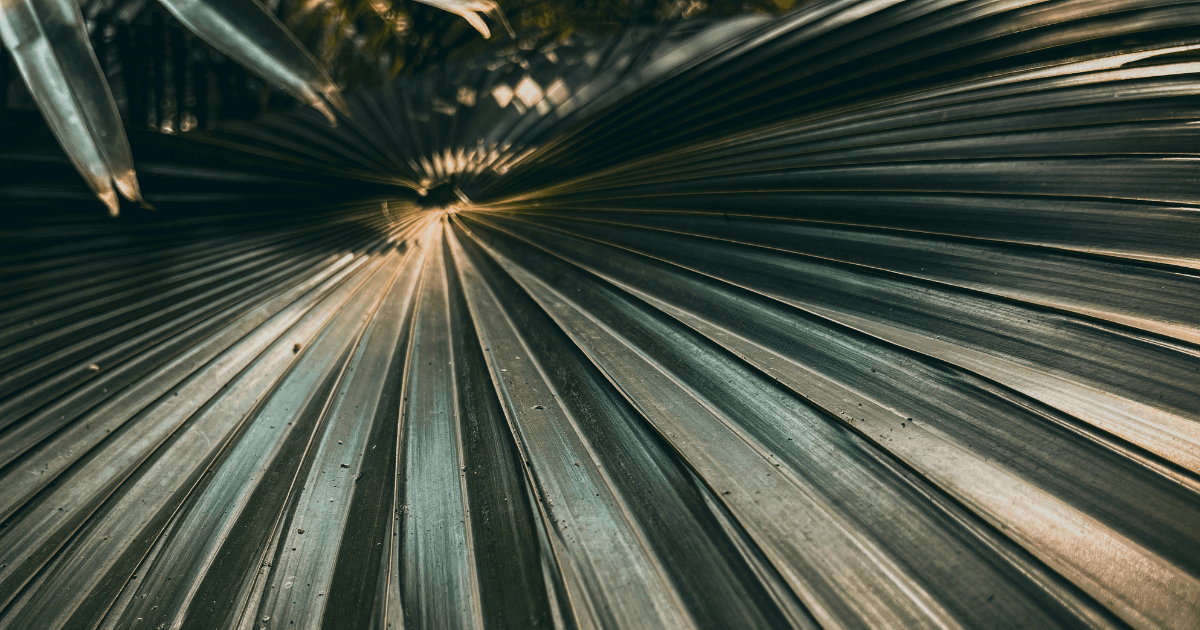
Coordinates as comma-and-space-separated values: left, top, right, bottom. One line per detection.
0, 0, 798, 132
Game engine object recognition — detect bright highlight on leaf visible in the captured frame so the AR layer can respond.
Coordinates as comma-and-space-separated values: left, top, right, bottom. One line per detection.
412, 0, 513, 39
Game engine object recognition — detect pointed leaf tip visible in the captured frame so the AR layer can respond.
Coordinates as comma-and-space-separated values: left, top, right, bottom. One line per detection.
413, 0, 507, 39
99, 188, 119, 217
323, 85, 352, 119
310, 98, 339, 127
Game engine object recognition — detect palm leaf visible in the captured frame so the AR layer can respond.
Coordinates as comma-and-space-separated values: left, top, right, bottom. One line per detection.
0, 0, 146, 214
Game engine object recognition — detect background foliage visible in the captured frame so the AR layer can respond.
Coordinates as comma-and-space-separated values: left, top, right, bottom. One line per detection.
1, 0, 800, 131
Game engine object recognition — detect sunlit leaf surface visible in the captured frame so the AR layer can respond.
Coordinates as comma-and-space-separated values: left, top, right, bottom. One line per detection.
2, 2, 1200, 629
411, 0, 511, 38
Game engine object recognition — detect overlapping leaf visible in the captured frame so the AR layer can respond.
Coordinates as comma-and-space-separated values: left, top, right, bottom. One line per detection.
0, 0, 146, 215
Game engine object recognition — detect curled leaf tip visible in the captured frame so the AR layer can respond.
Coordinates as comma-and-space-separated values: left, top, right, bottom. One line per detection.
413, 0, 507, 39
487, 6, 515, 38
463, 12, 490, 38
